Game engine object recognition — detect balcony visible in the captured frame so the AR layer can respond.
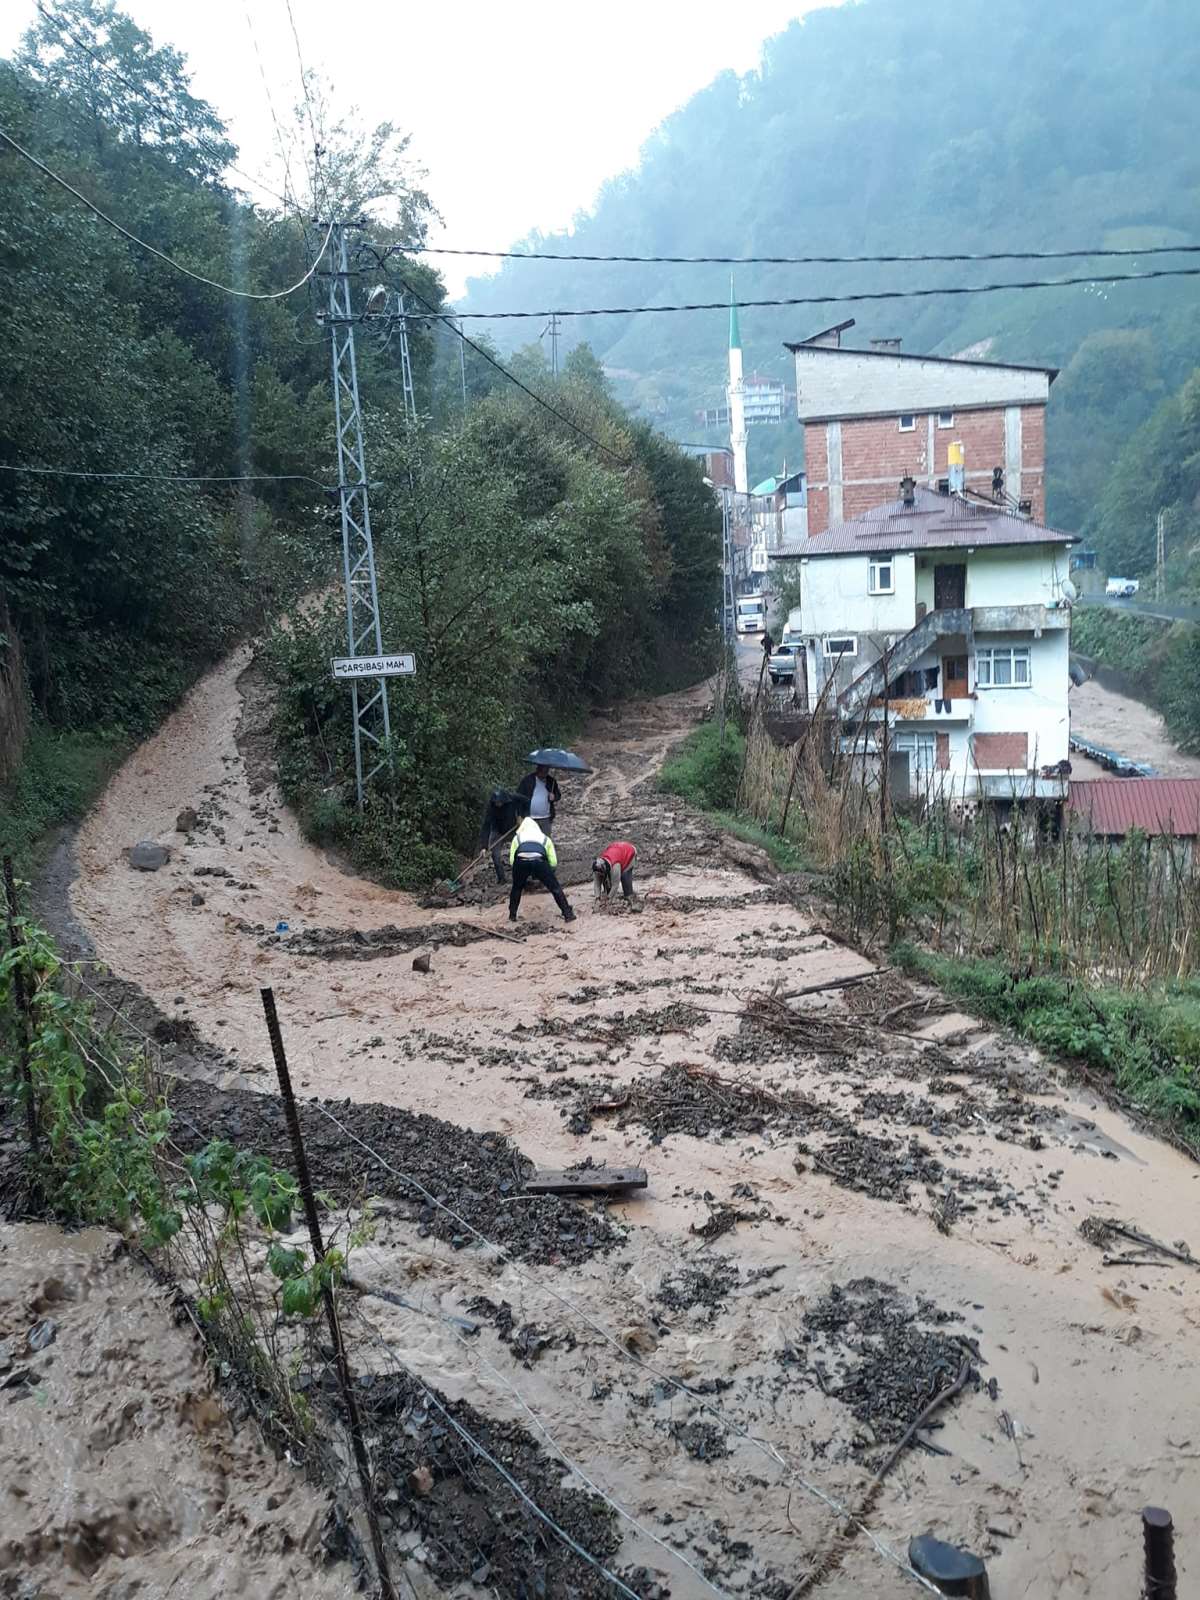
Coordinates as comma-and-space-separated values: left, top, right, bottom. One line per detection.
841, 603, 1066, 715
865, 694, 973, 724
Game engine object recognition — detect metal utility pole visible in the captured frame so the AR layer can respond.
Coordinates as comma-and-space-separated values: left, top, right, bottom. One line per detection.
719, 486, 735, 744
323, 221, 393, 811
397, 292, 417, 423
1156, 508, 1166, 601
548, 311, 561, 376
457, 317, 468, 411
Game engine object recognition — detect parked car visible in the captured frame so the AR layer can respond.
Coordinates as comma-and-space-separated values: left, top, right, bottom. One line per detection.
768, 642, 799, 684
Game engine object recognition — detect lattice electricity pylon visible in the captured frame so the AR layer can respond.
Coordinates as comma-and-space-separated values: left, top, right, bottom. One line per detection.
397, 293, 417, 424
323, 221, 392, 811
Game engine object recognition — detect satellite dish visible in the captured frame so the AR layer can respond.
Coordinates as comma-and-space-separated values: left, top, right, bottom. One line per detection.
1062, 578, 1078, 602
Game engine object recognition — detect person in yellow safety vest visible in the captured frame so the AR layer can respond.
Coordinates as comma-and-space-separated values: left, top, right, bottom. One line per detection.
508, 815, 576, 924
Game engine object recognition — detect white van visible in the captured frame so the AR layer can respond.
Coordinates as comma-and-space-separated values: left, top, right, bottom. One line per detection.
1106, 577, 1140, 597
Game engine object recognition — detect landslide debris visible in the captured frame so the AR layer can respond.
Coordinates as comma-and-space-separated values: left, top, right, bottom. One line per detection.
169, 1081, 623, 1266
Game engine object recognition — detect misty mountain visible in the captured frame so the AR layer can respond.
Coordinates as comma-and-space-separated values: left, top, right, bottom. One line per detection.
461, 0, 1200, 529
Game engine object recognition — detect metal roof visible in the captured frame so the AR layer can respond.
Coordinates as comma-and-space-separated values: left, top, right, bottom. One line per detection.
1068, 779, 1200, 838
782, 340, 1059, 380
774, 486, 1077, 558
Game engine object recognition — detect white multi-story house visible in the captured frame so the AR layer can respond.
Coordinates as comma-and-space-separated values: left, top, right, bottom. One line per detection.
774, 480, 1078, 804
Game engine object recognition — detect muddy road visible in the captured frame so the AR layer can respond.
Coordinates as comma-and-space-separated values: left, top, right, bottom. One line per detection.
22, 642, 1200, 1597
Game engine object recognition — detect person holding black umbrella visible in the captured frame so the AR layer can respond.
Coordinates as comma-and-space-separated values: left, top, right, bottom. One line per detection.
515, 763, 561, 835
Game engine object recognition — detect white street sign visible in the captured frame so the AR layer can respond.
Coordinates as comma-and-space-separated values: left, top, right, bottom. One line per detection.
331, 653, 416, 679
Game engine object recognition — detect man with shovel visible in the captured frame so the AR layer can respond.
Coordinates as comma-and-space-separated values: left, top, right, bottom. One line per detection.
476, 788, 524, 885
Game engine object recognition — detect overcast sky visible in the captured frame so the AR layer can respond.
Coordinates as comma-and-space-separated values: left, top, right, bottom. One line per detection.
3, 0, 836, 294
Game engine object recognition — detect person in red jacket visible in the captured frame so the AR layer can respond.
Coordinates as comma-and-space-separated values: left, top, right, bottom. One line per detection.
592, 840, 637, 901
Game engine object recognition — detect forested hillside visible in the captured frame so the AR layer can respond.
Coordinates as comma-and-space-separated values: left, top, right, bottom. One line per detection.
462, 0, 1200, 532
0, 0, 719, 878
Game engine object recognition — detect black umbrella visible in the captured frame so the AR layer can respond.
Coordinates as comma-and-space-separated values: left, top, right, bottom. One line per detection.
527, 747, 593, 773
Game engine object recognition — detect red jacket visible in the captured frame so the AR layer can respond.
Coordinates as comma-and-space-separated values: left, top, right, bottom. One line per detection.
601, 841, 637, 871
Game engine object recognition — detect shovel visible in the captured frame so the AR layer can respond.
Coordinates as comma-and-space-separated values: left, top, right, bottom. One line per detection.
441, 824, 518, 894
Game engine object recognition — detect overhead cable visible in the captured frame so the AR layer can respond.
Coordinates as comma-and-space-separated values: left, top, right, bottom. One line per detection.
309, 1098, 941, 1595
283, 0, 326, 212
415, 264, 1200, 321
0, 126, 333, 299
0, 464, 327, 488
421, 241, 1200, 267
387, 265, 634, 467
32, 0, 293, 211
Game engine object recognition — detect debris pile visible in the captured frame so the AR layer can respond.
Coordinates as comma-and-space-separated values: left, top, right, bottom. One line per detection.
349, 1371, 624, 1599
801, 1278, 980, 1456
169, 1082, 625, 1266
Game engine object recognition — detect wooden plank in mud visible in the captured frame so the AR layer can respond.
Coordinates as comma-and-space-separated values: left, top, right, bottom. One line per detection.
525, 1167, 648, 1196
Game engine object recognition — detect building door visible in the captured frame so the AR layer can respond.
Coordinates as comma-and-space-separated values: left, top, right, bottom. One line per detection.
943, 654, 969, 699
893, 733, 936, 789
933, 564, 966, 609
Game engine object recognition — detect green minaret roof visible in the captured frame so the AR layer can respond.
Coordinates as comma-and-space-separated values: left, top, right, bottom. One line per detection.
728, 275, 741, 350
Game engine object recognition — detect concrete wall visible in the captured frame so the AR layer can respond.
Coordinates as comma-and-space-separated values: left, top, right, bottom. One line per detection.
792, 347, 1052, 422
797, 543, 1070, 639
798, 551, 917, 637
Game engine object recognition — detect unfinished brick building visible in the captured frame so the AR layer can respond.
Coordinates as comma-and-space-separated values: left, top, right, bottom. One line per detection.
785, 320, 1055, 535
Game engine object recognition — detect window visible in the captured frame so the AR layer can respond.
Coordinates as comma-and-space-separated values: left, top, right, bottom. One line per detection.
936, 411, 955, 428
823, 636, 858, 658
894, 732, 937, 778
976, 646, 1031, 688
898, 414, 916, 432
869, 556, 895, 595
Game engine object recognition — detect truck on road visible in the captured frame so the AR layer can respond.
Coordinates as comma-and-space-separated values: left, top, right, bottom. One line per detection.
735, 593, 767, 635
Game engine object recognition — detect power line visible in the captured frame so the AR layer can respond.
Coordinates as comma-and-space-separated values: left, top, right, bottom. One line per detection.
240, 0, 300, 210
350, 1314, 644, 1600
417, 264, 1200, 322
1, 126, 333, 299
0, 464, 328, 488
282, 0, 325, 212
422, 240, 1200, 267
354, 1279, 737, 1600
31, 0, 292, 211
308, 1098, 940, 1595
388, 266, 633, 467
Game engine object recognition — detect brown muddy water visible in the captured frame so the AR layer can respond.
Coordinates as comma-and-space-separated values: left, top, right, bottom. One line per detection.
12, 642, 1199, 1597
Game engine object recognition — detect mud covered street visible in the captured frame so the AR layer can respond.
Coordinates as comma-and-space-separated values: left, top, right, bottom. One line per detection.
13, 641, 1200, 1598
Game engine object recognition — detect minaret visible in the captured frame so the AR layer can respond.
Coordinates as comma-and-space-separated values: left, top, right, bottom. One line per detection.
727, 275, 748, 495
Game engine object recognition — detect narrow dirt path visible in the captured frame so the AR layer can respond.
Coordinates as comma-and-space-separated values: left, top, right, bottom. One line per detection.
48, 643, 1200, 1597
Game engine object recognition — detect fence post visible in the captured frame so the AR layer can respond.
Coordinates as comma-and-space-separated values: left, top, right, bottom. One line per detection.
1143, 1506, 1176, 1599
259, 987, 398, 1600
3, 856, 40, 1159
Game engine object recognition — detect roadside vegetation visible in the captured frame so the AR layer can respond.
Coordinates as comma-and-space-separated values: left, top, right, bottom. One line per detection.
266, 380, 721, 890
0, 908, 350, 1430
662, 697, 1200, 1154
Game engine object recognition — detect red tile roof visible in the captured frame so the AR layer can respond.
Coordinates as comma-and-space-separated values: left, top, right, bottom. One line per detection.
1068, 779, 1200, 838
775, 485, 1076, 558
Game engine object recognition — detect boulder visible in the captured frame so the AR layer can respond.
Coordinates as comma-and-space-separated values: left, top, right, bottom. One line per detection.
175, 807, 199, 832
129, 841, 170, 872
412, 952, 432, 974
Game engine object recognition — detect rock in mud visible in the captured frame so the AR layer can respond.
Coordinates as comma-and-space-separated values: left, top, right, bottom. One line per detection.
908, 1533, 990, 1596
411, 951, 432, 974
175, 807, 199, 832
129, 841, 170, 871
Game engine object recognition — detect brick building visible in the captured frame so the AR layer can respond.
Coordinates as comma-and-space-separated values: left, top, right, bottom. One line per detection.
784, 320, 1056, 535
